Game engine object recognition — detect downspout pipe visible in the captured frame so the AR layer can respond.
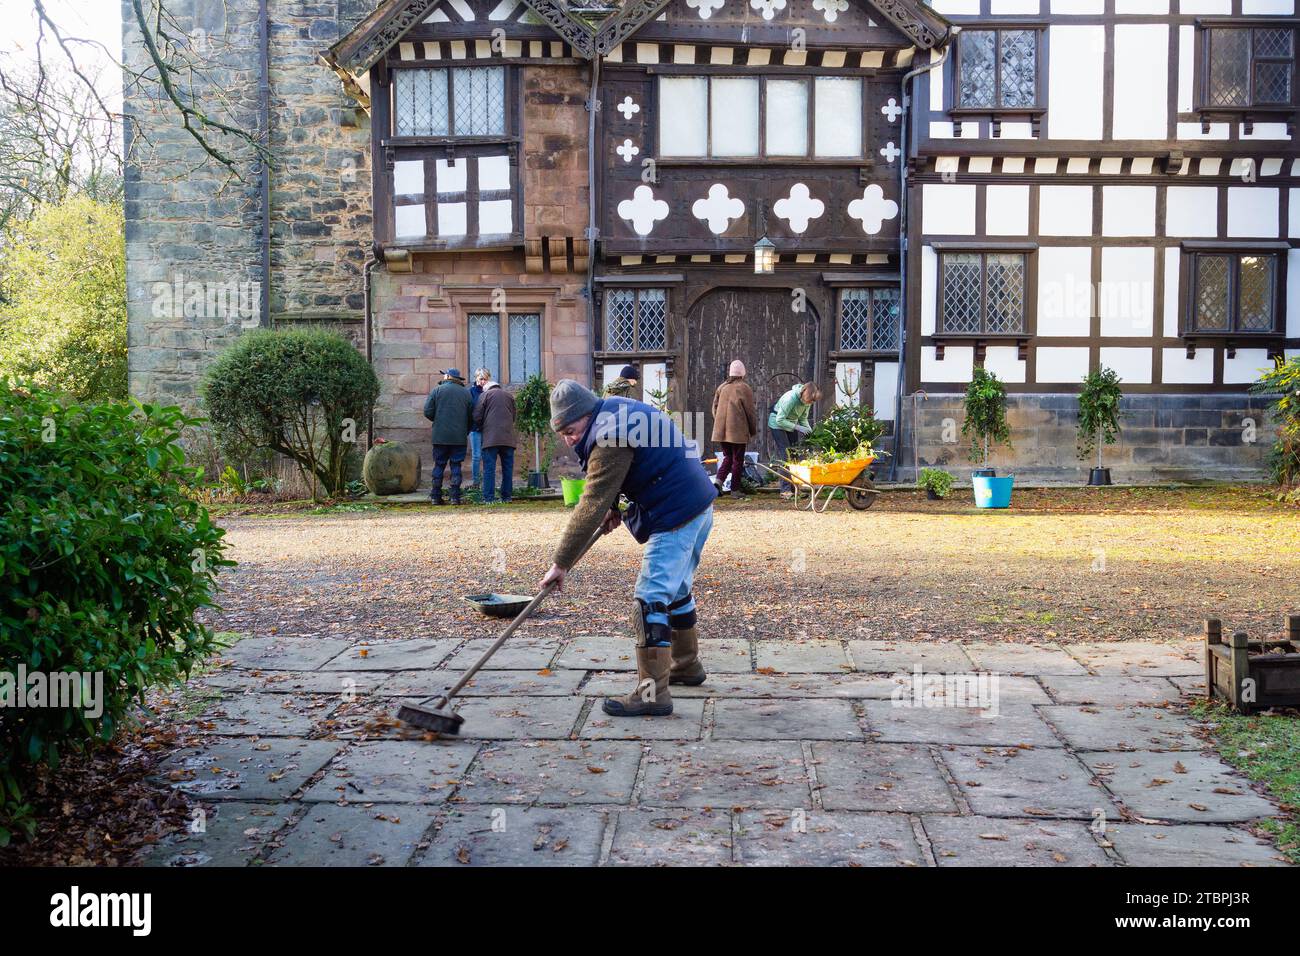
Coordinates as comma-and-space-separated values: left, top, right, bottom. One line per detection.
889, 30, 957, 483
258, 0, 271, 328
364, 249, 379, 448
585, 55, 601, 390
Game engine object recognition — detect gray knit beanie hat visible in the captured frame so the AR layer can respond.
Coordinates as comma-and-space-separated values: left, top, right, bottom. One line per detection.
549, 379, 600, 430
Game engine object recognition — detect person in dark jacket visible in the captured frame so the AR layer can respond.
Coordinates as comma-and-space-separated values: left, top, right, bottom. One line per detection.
473, 377, 517, 504
711, 359, 757, 500
468, 368, 490, 487
422, 368, 473, 505
603, 364, 639, 398
540, 380, 717, 719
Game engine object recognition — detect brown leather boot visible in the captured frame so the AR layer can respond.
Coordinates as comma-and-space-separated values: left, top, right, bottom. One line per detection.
669, 626, 707, 686
602, 646, 673, 716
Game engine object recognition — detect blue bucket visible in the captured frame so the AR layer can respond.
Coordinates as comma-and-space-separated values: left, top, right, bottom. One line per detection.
972, 475, 1014, 509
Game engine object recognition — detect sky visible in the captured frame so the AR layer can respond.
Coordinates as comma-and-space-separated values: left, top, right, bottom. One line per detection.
0, 0, 124, 109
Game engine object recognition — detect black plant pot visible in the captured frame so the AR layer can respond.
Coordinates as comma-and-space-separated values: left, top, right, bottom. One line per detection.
528, 471, 550, 490
972, 468, 997, 478
1088, 467, 1112, 487
926, 488, 941, 501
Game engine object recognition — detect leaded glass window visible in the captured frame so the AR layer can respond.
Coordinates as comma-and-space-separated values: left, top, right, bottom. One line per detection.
508, 313, 541, 384
1206, 28, 1295, 108
838, 288, 900, 353
604, 288, 668, 352
1188, 253, 1280, 334
957, 30, 1040, 110
393, 67, 505, 137
468, 313, 500, 382
940, 252, 1026, 335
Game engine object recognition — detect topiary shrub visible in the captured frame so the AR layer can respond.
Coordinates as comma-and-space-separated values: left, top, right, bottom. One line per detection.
201, 328, 380, 498
1076, 366, 1124, 469
0, 382, 230, 845
962, 367, 1011, 468
515, 374, 552, 476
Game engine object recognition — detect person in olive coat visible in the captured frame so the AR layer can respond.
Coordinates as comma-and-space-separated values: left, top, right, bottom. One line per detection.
422, 368, 473, 505
711, 360, 757, 499
473, 378, 517, 504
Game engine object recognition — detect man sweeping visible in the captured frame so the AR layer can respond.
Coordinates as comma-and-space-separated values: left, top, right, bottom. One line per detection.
540, 380, 717, 717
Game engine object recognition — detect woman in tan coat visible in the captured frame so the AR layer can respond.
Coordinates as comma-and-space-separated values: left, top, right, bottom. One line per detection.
711, 360, 758, 499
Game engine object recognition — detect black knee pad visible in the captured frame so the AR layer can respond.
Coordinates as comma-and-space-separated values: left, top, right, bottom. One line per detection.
633, 598, 671, 647
667, 593, 696, 630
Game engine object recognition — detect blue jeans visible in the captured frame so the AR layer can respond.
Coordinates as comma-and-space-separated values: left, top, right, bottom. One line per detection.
482, 445, 514, 503
634, 506, 713, 642
469, 431, 483, 485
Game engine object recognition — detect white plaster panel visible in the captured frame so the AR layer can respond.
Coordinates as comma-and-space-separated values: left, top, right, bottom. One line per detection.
1163, 248, 1181, 337
1226, 187, 1279, 238
1099, 347, 1153, 385
984, 346, 1027, 384
1117, 0, 1169, 10
1165, 186, 1218, 237
1052, 0, 1104, 10
929, 0, 980, 12
1037, 247, 1094, 337
1035, 347, 1090, 384
1048, 26, 1105, 140
921, 346, 974, 383
1177, 25, 1194, 112
1290, 190, 1300, 238
991, 0, 1041, 11
921, 246, 937, 336
1161, 348, 1214, 385
394, 204, 426, 239
922, 184, 977, 235
1102, 186, 1157, 237
393, 160, 425, 196
1039, 185, 1094, 236
1240, 123, 1291, 140
1099, 247, 1156, 337
1290, 250, 1300, 337
1242, 0, 1294, 13
1179, 0, 1231, 11
986, 185, 1030, 236
1113, 25, 1168, 140
873, 362, 899, 420
1223, 349, 1272, 385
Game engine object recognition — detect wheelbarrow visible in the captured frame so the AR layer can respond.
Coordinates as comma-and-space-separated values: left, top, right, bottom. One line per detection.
756, 455, 880, 513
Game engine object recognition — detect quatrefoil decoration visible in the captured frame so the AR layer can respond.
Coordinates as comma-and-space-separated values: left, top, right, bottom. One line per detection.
616, 139, 639, 163
617, 96, 640, 121
749, 0, 786, 20
692, 183, 745, 235
618, 184, 670, 236
812, 0, 848, 22
686, 0, 725, 17
772, 183, 825, 235
846, 184, 899, 235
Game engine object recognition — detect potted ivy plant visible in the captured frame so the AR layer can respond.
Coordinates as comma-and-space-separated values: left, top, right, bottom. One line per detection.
1077, 366, 1123, 487
962, 367, 1014, 508
515, 373, 552, 490
917, 467, 954, 501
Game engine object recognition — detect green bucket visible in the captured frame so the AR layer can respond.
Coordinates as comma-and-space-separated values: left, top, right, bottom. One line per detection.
561, 477, 586, 507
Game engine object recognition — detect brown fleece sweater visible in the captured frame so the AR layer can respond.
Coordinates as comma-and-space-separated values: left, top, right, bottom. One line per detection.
553, 444, 634, 569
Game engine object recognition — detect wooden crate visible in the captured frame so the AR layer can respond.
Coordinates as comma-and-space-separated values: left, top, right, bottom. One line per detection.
1205, 615, 1300, 713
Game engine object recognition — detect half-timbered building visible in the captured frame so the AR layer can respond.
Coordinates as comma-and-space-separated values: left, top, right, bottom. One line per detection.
123, 0, 1298, 481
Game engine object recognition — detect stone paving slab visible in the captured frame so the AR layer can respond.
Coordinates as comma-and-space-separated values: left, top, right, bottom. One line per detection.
712, 699, 863, 740
220, 636, 355, 671
198, 693, 337, 737
443, 637, 561, 671
812, 742, 958, 813
457, 740, 643, 805
1040, 705, 1204, 752
419, 807, 609, 866
142, 802, 296, 867
201, 669, 389, 696
1066, 642, 1201, 676
580, 671, 898, 699
554, 637, 637, 671
850, 641, 976, 674
734, 811, 924, 866
451, 696, 586, 739
890, 674, 1053, 706
863, 702, 1062, 747
693, 639, 759, 673
1040, 675, 1182, 706
961, 643, 1089, 676
301, 740, 479, 804
320, 639, 459, 671
922, 815, 1112, 867
1082, 751, 1278, 823
639, 741, 811, 808
1106, 824, 1288, 867
578, 699, 705, 740
754, 640, 852, 673
941, 746, 1114, 820
155, 738, 344, 801
1169, 675, 1207, 696
608, 808, 735, 865
265, 804, 439, 866
376, 668, 586, 698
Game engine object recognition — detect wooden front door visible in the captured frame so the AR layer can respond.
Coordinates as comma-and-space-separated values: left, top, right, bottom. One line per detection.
684, 287, 818, 462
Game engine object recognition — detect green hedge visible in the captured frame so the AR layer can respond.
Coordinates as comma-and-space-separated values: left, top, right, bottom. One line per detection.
0, 383, 230, 844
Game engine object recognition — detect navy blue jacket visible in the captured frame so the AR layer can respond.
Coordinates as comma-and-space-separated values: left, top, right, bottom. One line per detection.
468, 384, 483, 433
574, 397, 717, 543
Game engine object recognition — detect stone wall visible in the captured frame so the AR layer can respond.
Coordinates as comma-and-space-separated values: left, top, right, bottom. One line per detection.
122, 0, 374, 407
896, 393, 1279, 484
